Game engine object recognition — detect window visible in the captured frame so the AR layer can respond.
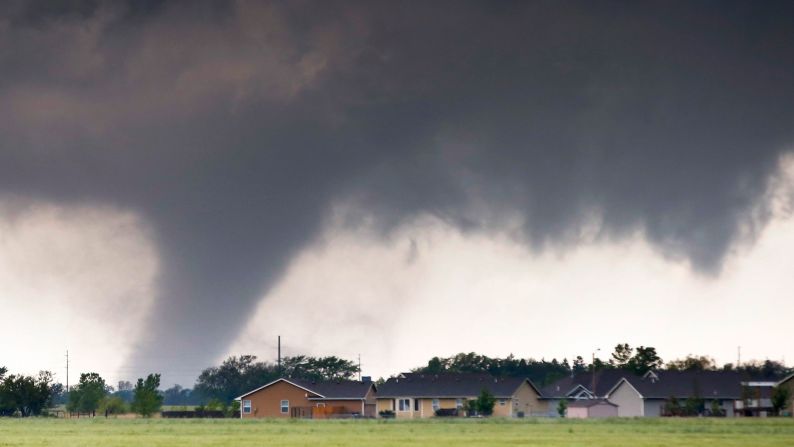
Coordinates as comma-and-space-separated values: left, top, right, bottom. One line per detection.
242, 400, 252, 414
280, 400, 289, 414
456, 399, 463, 409
414, 399, 419, 411
499, 399, 506, 406
432, 399, 440, 411
398, 399, 411, 412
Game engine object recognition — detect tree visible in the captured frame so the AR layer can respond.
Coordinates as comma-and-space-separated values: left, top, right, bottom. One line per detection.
49, 383, 66, 405
608, 344, 662, 374
424, 357, 445, 374
772, 386, 791, 415
466, 399, 478, 416
572, 356, 587, 376
411, 352, 572, 386
683, 379, 705, 416
0, 370, 54, 417
195, 355, 279, 404
592, 357, 613, 371
627, 346, 663, 375
611, 344, 633, 368
683, 396, 704, 416
68, 373, 107, 415
162, 385, 200, 405
99, 395, 128, 416
740, 385, 754, 415
663, 396, 681, 416
131, 373, 163, 417
709, 399, 723, 416
283, 356, 359, 382
665, 355, 716, 371
557, 399, 568, 417
738, 360, 791, 380
475, 388, 496, 416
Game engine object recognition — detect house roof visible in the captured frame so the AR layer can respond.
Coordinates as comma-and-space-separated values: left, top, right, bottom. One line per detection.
608, 370, 743, 399
568, 398, 617, 408
236, 377, 374, 400
777, 373, 794, 387
377, 373, 539, 398
292, 378, 374, 400
541, 369, 634, 398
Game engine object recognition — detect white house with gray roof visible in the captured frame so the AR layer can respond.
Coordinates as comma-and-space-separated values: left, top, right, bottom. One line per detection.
606, 370, 741, 417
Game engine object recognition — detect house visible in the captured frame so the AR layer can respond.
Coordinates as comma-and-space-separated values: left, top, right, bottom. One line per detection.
566, 399, 618, 418
540, 369, 632, 417
235, 377, 376, 419
775, 373, 794, 416
376, 373, 545, 418
736, 379, 776, 417
606, 370, 741, 417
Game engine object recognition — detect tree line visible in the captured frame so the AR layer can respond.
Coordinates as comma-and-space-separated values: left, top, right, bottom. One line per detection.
414, 344, 664, 385
0, 355, 359, 417
413, 344, 791, 385
0, 366, 162, 418
2, 345, 791, 417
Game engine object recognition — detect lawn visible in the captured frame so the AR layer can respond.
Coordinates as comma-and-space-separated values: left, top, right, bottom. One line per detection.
1, 417, 793, 447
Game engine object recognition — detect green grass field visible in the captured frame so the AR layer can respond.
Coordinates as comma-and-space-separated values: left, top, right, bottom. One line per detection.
1, 417, 793, 446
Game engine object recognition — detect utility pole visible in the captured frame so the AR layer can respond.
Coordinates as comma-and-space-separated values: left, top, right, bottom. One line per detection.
591, 348, 600, 398
65, 350, 69, 392
358, 354, 361, 382
277, 336, 281, 377
737, 346, 741, 368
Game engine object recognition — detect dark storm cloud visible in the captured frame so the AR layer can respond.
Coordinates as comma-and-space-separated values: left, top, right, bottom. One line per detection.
1, 0, 793, 378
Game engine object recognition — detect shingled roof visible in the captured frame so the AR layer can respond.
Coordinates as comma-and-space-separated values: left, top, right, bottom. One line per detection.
610, 370, 743, 399
377, 373, 539, 398
541, 369, 635, 398
293, 378, 374, 399
236, 377, 374, 400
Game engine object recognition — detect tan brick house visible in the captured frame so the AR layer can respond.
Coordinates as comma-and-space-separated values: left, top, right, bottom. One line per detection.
375, 373, 545, 418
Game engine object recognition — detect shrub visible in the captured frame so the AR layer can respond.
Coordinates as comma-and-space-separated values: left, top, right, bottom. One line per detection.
557, 400, 568, 418
709, 400, 724, 417
772, 386, 791, 415
476, 389, 496, 416
466, 399, 478, 416
99, 396, 128, 416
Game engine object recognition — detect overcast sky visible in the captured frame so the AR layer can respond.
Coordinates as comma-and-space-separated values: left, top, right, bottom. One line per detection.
1, 0, 793, 387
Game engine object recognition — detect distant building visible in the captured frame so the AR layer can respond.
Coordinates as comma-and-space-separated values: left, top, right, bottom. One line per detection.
736, 380, 776, 417
566, 399, 618, 418
606, 370, 741, 417
376, 373, 545, 418
775, 373, 794, 417
540, 369, 634, 417
235, 377, 376, 419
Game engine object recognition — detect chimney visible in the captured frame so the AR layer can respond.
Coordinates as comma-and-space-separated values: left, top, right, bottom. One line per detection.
362, 376, 372, 383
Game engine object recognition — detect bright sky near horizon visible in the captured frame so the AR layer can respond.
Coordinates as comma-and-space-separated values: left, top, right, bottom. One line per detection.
3, 157, 792, 387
